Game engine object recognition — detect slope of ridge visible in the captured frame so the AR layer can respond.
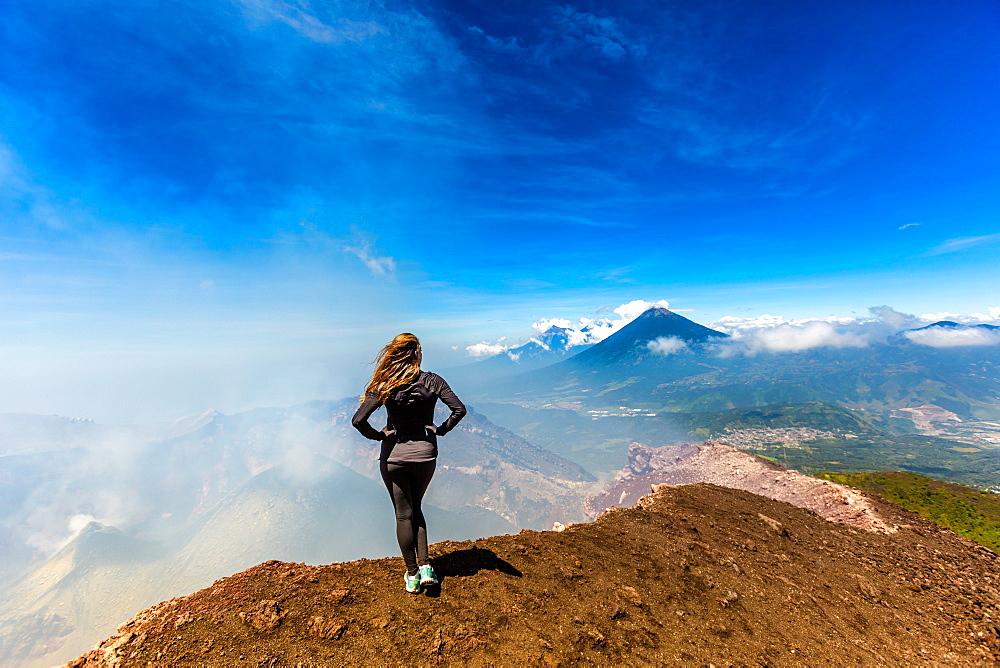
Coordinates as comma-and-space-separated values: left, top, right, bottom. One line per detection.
70, 484, 1000, 666
817, 471, 1000, 552
585, 441, 895, 532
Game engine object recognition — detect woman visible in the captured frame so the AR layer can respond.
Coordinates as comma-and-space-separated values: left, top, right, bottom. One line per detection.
352, 333, 466, 594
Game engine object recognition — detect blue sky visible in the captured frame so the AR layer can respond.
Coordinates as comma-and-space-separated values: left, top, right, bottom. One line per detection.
1, 0, 998, 420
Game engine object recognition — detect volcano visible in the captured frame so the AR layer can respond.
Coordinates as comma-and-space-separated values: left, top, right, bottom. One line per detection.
565, 307, 727, 367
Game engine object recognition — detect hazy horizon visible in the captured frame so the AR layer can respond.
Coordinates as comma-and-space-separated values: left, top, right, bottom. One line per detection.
0, 298, 995, 423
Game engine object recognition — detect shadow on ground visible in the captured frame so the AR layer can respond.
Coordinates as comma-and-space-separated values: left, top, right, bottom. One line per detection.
431, 546, 522, 584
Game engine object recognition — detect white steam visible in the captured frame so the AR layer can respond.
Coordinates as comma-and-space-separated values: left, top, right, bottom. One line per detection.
22, 428, 157, 554
52, 514, 101, 551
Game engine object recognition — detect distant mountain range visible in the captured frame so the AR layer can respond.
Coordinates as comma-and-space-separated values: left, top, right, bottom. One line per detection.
910, 320, 1000, 332
461, 308, 1000, 424
451, 307, 728, 382
445, 324, 590, 386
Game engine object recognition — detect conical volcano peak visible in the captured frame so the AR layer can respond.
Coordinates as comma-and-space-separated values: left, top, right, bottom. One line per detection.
612, 306, 727, 344
566, 307, 726, 366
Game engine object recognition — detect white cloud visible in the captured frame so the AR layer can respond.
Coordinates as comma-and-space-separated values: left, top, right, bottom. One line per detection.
466, 340, 509, 359
741, 321, 869, 353
712, 313, 859, 334
867, 305, 918, 329
342, 236, 395, 278
527, 337, 550, 351
531, 317, 573, 332
712, 313, 794, 332
711, 306, 919, 354
534, 299, 669, 347
923, 234, 1000, 256
647, 336, 688, 356
712, 305, 1000, 355
614, 299, 669, 321
470, 303, 1000, 361
919, 308, 1000, 324
235, 0, 384, 44
467, 299, 670, 358
905, 327, 1000, 348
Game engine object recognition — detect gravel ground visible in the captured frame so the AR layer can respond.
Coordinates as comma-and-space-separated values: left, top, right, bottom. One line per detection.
70, 483, 1000, 666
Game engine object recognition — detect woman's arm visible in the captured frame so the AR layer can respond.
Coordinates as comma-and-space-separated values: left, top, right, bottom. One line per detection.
351, 394, 391, 441
429, 374, 466, 436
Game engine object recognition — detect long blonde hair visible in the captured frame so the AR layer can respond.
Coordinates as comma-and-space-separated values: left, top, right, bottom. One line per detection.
364, 333, 422, 403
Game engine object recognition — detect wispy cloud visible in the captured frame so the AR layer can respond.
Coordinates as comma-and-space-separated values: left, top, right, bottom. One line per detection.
272, 221, 396, 279
594, 266, 636, 284
548, 6, 645, 62
923, 234, 1000, 256
898, 222, 920, 230
341, 226, 396, 278
471, 6, 646, 66
235, 0, 384, 44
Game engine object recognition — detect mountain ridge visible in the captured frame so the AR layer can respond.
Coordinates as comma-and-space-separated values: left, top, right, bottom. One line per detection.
68, 483, 1000, 666
472, 310, 1000, 425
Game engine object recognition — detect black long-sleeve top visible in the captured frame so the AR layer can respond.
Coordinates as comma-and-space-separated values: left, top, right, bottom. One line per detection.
351, 370, 466, 463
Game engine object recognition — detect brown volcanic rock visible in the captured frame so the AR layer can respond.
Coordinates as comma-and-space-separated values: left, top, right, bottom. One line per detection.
68, 484, 1000, 666
586, 441, 896, 533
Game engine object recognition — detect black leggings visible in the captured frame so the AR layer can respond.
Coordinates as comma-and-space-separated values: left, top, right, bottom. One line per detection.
380, 459, 435, 575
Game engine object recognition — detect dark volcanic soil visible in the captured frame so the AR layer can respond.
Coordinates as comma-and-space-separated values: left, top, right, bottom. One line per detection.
70, 484, 1000, 666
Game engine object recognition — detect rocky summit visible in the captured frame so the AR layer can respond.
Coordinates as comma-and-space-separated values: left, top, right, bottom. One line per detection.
586, 441, 896, 533
70, 483, 1000, 666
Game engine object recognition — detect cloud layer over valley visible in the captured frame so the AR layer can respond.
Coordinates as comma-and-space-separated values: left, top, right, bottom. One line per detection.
467, 302, 1000, 361
714, 307, 1000, 353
